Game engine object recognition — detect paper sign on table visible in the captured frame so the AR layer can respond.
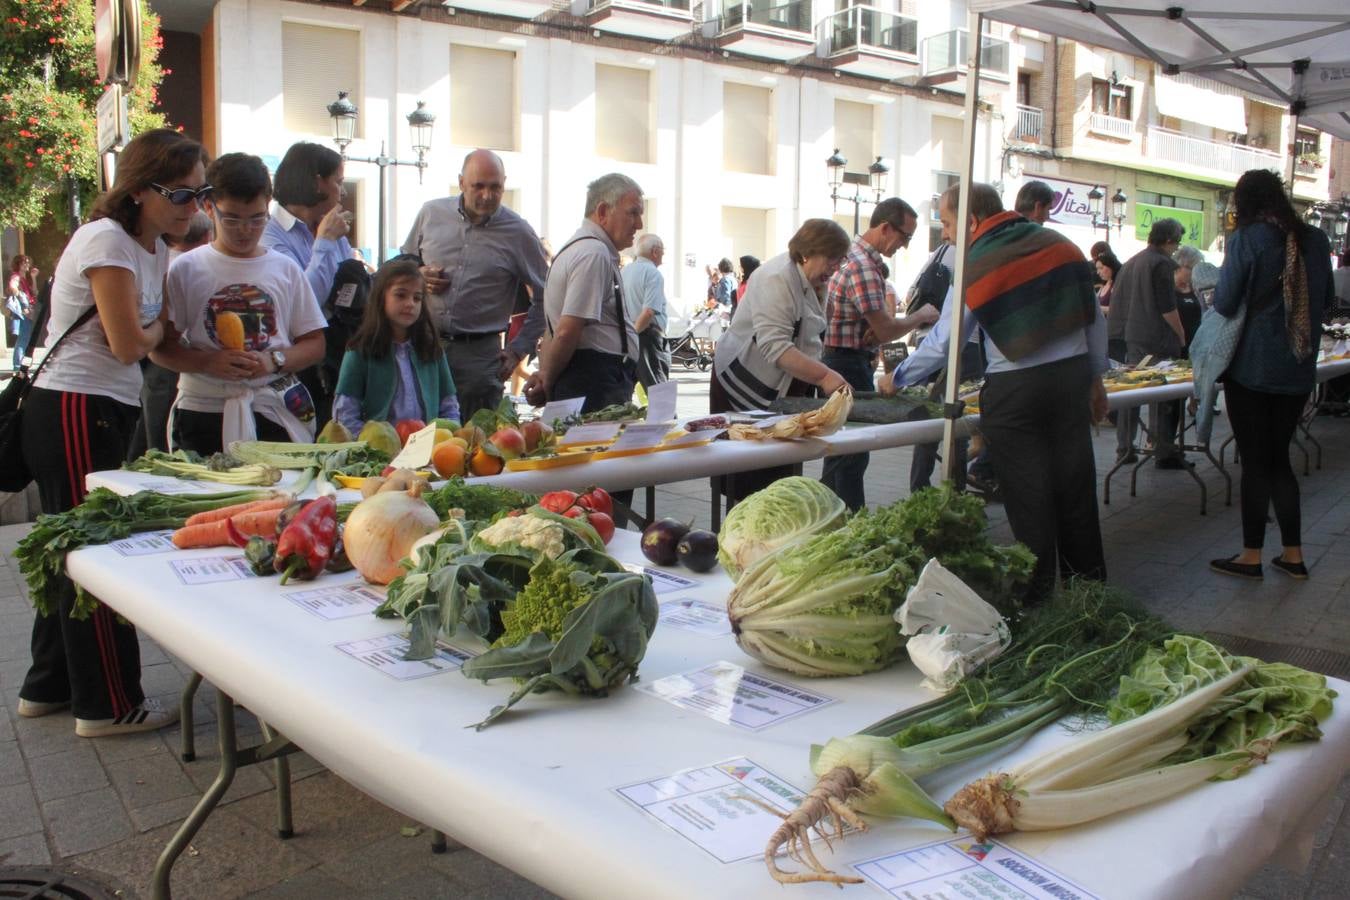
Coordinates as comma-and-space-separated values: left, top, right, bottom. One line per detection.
853, 837, 1100, 900
285, 581, 386, 620
388, 422, 437, 470
637, 661, 835, 730
613, 758, 812, 864
169, 555, 253, 585
606, 422, 673, 453
537, 396, 586, 427
645, 380, 678, 423
111, 530, 177, 556
658, 598, 732, 636
624, 564, 698, 595
138, 477, 206, 495
556, 421, 623, 447
661, 428, 725, 448
334, 633, 475, 680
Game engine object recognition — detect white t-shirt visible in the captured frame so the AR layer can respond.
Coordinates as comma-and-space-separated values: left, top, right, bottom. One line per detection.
36, 218, 168, 405
165, 245, 326, 414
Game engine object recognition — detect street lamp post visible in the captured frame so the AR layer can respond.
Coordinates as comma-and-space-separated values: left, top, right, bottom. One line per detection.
1087, 185, 1127, 238
326, 91, 435, 264
827, 149, 890, 236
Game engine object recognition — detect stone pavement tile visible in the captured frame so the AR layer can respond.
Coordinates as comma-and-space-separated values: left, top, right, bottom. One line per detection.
129, 794, 201, 834
0, 739, 26, 787
71, 806, 315, 900
13, 714, 81, 760
184, 756, 275, 807
228, 770, 428, 859
243, 867, 351, 900
29, 744, 107, 802
42, 786, 131, 856
0, 628, 30, 664
0, 830, 51, 866
0, 783, 42, 841
92, 726, 168, 764
317, 830, 466, 893
139, 661, 189, 698
106, 748, 197, 810
429, 846, 558, 898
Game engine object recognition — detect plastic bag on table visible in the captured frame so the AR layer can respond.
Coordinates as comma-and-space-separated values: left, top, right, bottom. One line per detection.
895, 558, 1011, 692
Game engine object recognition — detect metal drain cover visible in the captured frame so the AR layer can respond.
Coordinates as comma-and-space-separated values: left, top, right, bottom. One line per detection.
0, 867, 123, 900
1206, 632, 1350, 680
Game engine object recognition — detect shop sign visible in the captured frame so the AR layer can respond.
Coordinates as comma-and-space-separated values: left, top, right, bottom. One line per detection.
1027, 175, 1098, 229
1134, 202, 1205, 248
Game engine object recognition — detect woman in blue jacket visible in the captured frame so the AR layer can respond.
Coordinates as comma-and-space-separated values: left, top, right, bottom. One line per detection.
1210, 170, 1331, 581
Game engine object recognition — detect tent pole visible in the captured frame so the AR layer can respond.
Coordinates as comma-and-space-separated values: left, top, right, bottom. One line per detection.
940, 10, 985, 485
1283, 61, 1309, 194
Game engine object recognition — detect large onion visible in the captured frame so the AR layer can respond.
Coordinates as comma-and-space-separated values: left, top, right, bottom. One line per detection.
344, 490, 440, 584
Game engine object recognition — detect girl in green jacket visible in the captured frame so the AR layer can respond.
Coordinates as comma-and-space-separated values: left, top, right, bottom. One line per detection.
333, 260, 458, 435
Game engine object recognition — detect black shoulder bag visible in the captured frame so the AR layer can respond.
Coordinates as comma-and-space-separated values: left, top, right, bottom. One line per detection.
0, 304, 98, 493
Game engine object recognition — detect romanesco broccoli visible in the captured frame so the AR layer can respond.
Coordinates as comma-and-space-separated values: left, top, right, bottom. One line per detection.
495, 558, 590, 647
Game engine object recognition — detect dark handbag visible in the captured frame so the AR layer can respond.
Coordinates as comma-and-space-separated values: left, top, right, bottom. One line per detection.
0, 305, 98, 493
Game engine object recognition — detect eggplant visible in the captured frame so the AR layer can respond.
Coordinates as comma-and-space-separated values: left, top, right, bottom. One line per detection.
641, 518, 691, 566
677, 529, 719, 573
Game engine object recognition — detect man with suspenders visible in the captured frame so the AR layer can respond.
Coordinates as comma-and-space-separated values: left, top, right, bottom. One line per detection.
525, 173, 643, 413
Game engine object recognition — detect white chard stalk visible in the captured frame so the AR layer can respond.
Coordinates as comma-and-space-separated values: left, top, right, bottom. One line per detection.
945, 665, 1256, 840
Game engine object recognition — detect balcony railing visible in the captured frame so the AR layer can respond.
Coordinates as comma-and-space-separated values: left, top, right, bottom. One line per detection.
1013, 104, 1042, 142
722, 0, 810, 33
1145, 125, 1282, 176
1089, 113, 1133, 140
589, 0, 691, 10
921, 28, 1011, 79
817, 4, 918, 57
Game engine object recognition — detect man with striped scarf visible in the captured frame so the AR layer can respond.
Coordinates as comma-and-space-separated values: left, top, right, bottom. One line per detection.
883, 182, 1109, 603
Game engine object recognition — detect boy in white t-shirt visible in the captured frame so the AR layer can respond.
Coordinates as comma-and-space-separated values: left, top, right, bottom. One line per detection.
154, 153, 327, 453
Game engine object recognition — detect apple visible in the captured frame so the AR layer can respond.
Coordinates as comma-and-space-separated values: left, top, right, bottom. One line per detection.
490, 426, 527, 461
394, 418, 426, 447
520, 419, 554, 452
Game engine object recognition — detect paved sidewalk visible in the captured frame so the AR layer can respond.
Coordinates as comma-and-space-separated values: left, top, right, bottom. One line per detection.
0, 370, 1344, 898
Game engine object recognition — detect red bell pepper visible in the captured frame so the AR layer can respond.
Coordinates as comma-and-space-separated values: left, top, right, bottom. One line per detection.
274, 495, 338, 584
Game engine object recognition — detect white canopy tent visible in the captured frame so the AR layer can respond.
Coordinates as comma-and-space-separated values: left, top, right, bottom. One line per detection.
934, 1, 1350, 480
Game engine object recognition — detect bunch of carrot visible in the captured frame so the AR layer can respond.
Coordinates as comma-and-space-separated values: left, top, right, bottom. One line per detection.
171, 495, 291, 549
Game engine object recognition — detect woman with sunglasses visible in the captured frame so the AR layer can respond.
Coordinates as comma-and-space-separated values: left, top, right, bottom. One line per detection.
18, 128, 209, 738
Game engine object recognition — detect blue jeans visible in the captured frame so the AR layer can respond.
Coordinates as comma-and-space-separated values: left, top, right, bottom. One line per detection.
12, 318, 32, 369
819, 348, 874, 511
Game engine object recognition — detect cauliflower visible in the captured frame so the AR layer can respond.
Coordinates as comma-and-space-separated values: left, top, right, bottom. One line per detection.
472, 514, 566, 560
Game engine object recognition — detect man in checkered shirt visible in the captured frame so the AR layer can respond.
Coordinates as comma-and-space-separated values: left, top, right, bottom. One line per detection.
820, 198, 937, 510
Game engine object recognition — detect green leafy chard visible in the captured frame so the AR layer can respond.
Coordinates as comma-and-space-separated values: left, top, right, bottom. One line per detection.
728, 484, 1034, 678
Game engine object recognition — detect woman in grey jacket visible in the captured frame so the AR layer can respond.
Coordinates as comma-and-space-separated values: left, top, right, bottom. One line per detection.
710, 219, 849, 503
1209, 169, 1331, 581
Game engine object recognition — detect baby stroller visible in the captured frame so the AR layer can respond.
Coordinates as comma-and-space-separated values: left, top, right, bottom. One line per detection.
667, 306, 726, 371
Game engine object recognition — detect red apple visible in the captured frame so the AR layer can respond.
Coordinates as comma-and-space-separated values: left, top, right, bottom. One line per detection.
520, 419, 554, 452
394, 418, 426, 447
490, 426, 527, 460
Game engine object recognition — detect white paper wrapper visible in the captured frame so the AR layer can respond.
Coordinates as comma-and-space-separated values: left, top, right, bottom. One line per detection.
896, 558, 1011, 691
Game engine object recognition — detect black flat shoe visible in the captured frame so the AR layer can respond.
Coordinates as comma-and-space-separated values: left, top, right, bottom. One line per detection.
1210, 556, 1263, 579
1155, 456, 1193, 470
1270, 557, 1309, 580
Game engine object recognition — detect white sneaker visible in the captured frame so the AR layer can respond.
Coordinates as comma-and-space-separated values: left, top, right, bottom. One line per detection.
17, 697, 70, 718
75, 698, 178, 738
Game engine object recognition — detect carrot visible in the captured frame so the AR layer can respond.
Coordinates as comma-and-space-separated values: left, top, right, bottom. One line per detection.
229, 507, 284, 539
183, 496, 287, 528
171, 519, 235, 549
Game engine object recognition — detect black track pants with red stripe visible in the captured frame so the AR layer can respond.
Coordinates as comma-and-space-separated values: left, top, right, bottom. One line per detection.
19, 387, 145, 720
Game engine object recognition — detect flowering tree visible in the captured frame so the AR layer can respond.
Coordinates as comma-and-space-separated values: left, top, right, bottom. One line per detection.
0, 0, 168, 231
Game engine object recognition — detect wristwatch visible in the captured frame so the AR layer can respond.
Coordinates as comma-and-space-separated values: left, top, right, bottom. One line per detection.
270, 349, 286, 374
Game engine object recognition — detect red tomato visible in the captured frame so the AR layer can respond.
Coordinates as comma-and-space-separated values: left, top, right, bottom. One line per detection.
540, 490, 580, 514
394, 419, 426, 446
585, 511, 615, 544
576, 487, 613, 518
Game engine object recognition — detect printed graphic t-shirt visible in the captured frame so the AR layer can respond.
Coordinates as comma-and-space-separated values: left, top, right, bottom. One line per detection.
164, 244, 326, 414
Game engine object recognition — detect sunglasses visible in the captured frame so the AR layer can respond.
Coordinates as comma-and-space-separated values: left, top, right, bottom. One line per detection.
149, 183, 214, 206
